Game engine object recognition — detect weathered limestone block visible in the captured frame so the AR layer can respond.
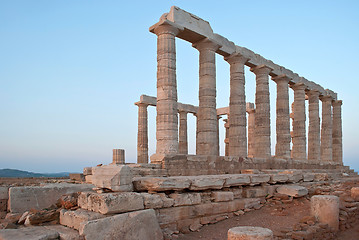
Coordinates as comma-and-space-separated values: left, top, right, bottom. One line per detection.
243, 187, 268, 198
141, 193, 164, 209
212, 191, 234, 202
133, 176, 191, 192
311, 195, 339, 231
223, 174, 251, 187
243, 198, 261, 209
85, 175, 93, 184
189, 176, 225, 190
8, 183, 94, 213
228, 226, 273, 240
60, 209, 105, 230
0, 226, 59, 240
83, 167, 92, 176
79, 209, 163, 240
269, 174, 289, 184
277, 185, 308, 197
169, 193, 201, 206
232, 188, 243, 199
91, 165, 133, 192
78, 192, 144, 215
157, 193, 175, 208
44, 225, 81, 240
279, 170, 303, 183
156, 206, 196, 225
351, 187, 359, 201
0, 187, 9, 200
303, 173, 315, 182
249, 174, 270, 185
69, 173, 85, 181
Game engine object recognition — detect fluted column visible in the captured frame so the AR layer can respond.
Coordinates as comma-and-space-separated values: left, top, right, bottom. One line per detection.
225, 53, 248, 157
307, 90, 321, 162
332, 100, 343, 164
272, 75, 291, 159
136, 103, 149, 163
193, 38, 220, 155
247, 108, 256, 158
291, 83, 307, 160
223, 118, 229, 156
153, 23, 180, 157
178, 111, 188, 154
250, 65, 272, 159
320, 95, 333, 162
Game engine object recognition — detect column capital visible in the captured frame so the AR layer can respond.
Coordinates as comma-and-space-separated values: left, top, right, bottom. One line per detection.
135, 102, 149, 107
250, 64, 273, 75
291, 82, 307, 91
192, 38, 221, 52
320, 94, 333, 102
306, 89, 321, 97
224, 53, 249, 65
151, 20, 183, 36
332, 100, 343, 106
272, 74, 291, 83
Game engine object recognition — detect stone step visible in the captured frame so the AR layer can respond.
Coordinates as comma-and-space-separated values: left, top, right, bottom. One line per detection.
0, 225, 80, 240
60, 208, 106, 230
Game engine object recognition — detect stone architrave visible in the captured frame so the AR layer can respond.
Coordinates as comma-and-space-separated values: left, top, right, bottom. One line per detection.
112, 149, 125, 165
152, 22, 182, 160
307, 90, 321, 162
320, 95, 333, 162
135, 102, 148, 163
178, 111, 188, 154
291, 83, 307, 160
247, 106, 255, 158
250, 65, 272, 159
332, 100, 343, 164
193, 38, 221, 156
272, 75, 291, 159
223, 118, 229, 156
228, 226, 273, 240
225, 53, 248, 157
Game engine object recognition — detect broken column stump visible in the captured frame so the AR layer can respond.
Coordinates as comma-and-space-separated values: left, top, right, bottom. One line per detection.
311, 195, 339, 231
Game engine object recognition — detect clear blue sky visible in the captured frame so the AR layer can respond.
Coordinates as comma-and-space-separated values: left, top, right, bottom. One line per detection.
1, 1, 358, 173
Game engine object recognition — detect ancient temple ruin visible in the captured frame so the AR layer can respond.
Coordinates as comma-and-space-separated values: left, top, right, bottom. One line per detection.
132, 6, 343, 174
1, 6, 356, 240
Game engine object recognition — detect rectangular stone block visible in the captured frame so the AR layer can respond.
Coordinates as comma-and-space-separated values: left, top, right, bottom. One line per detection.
212, 191, 234, 202
269, 174, 289, 184
0, 226, 59, 240
69, 173, 85, 181
60, 209, 105, 230
0, 199, 7, 212
79, 209, 163, 240
189, 176, 225, 190
303, 173, 315, 182
92, 165, 133, 192
9, 183, 94, 213
243, 187, 268, 198
223, 174, 250, 187
133, 176, 191, 192
83, 167, 93, 176
0, 187, 9, 200
169, 193, 201, 206
85, 175, 93, 184
79, 192, 144, 215
249, 174, 270, 185
156, 206, 195, 225
141, 193, 164, 209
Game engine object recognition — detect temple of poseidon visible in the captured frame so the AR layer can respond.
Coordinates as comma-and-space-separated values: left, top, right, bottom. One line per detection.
1, 6, 358, 240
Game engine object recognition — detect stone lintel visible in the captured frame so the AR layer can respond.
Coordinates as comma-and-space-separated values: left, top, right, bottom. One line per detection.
320, 94, 334, 102
332, 100, 343, 106
250, 64, 273, 75
192, 37, 222, 51
272, 74, 291, 83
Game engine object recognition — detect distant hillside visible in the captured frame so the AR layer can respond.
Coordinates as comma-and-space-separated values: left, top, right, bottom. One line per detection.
0, 168, 70, 178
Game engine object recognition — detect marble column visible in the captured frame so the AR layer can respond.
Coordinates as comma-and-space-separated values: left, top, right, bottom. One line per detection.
291, 83, 307, 160
113, 149, 125, 164
136, 103, 149, 163
225, 53, 248, 157
217, 115, 222, 156
320, 95, 333, 162
247, 108, 256, 158
307, 90, 321, 162
193, 38, 220, 155
250, 65, 272, 159
332, 100, 343, 164
153, 23, 180, 157
178, 111, 188, 154
272, 75, 291, 159
223, 118, 229, 156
